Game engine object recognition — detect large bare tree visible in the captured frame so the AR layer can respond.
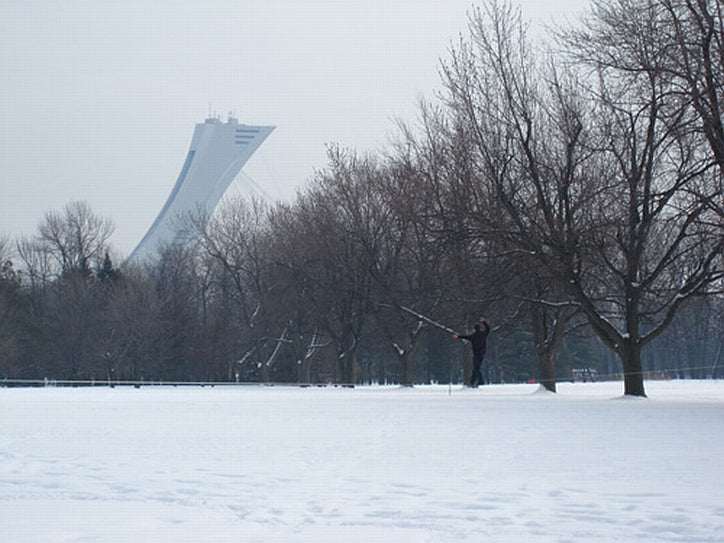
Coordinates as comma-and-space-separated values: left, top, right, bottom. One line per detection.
441, 1, 722, 396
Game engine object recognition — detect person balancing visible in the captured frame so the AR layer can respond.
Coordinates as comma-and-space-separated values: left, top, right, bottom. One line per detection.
453, 317, 491, 387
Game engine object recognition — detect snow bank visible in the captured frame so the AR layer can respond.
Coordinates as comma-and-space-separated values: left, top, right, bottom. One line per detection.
1, 381, 722, 542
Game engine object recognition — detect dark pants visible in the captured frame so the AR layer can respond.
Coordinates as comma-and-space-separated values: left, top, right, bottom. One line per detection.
471, 352, 486, 387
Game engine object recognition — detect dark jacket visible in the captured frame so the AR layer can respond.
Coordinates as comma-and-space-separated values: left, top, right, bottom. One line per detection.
459, 321, 490, 356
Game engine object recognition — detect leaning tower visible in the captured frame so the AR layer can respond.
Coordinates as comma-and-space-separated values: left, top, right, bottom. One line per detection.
127, 117, 274, 263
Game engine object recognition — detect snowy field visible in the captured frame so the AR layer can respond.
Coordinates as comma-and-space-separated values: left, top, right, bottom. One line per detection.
1, 381, 723, 542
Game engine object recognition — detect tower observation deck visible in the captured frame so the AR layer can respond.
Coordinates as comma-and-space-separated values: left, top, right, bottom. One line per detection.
127, 117, 274, 263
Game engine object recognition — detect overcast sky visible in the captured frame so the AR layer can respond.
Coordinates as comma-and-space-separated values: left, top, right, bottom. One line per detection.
1, 1, 588, 257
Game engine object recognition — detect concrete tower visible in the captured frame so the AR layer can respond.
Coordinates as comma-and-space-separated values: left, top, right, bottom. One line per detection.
127, 117, 274, 263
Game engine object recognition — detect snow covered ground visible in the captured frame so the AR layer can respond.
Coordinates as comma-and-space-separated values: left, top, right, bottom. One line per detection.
1, 380, 723, 542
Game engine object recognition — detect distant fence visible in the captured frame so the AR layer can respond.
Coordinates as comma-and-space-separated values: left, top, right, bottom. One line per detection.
574, 365, 720, 382
1, 366, 720, 389
0, 378, 353, 388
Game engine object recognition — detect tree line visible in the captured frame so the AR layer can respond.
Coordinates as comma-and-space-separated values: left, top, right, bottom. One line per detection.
1, 0, 722, 395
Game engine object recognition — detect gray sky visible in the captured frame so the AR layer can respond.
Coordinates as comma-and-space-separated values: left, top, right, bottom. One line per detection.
1, 1, 588, 257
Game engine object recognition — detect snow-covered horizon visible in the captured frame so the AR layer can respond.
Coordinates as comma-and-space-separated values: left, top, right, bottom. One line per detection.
2, 381, 722, 542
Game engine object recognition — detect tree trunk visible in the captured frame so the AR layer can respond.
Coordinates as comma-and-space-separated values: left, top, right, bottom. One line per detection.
531, 304, 567, 393
538, 350, 557, 393
298, 358, 312, 385
711, 342, 722, 379
620, 340, 646, 397
337, 349, 356, 387
399, 352, 414, 387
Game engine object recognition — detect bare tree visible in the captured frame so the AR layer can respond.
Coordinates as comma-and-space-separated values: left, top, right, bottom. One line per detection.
268, 148, 381, 385
38, 201, 114, 276
441, 1, 722, 396
16, 237, 53, 294
361, 157, 449, 386
391, 101, 501, 385
190, 197, 282, 382
267, 201, 336, 383
562, 0, 724, 393
152, 244, 206, 381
